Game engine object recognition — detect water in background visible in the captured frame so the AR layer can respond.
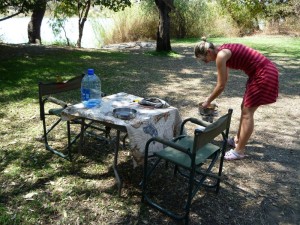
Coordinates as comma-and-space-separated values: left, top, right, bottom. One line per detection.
0, 17, 113, 49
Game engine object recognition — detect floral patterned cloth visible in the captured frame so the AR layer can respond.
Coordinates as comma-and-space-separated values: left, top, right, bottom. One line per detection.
62, 92, 182, 165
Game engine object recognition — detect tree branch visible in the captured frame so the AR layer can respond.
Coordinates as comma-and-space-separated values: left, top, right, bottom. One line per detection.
0, 1, 26, 22
0, 10, 22, 21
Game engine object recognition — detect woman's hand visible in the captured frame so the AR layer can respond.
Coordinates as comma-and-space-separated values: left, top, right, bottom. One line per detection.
201, 100, 210, 108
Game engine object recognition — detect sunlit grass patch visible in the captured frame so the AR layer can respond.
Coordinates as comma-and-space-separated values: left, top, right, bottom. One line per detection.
145, 50, 183, 58
0, 204, 22, 225
2, 164, 22, 177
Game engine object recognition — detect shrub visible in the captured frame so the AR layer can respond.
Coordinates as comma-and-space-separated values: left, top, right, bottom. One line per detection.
91, 3, 157, 45
90, 1, 242, 46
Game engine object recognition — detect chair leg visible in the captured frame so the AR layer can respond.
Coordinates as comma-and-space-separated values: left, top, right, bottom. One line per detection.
142, 160, 195, 224
43, 118, 62, 141
122, 133, 127, 148
173, 165, 178, 176
142, 157, 161, 200
42, 118, 71, 161
142, 152, 149, 202
67, 121, 72, 160
216, 153, 225, 193
183, 167, 196, 225
146, 158, 161, 180
42, 117, 85, 161
42, 119, 49, 148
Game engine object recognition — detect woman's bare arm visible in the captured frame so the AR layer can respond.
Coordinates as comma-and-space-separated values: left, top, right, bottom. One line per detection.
203, 49, 231, 106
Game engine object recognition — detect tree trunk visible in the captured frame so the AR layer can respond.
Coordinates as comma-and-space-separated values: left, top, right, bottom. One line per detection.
155, 0, 173, 52
77, 21, 85, 48
76, 0, 91, 48
28, 0, 47, 44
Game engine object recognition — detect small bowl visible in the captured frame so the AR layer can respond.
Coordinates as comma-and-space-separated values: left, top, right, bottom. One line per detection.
198, 102, 218, 116
113, 107, 137, 120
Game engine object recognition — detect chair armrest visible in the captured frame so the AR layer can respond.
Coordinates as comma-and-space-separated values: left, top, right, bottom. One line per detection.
47, 96, 69, 108
145, 136, 190, 155
182, 117, 211, 128
172, 135, 187, 142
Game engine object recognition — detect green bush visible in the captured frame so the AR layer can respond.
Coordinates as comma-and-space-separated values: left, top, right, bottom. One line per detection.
91, 1, 242, 45
201, 1, 240, 38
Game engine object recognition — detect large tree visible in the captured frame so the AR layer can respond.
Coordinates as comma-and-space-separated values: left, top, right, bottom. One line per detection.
76, 0, 91, 48
54, 0, 131, 48
28, 0, 47, 44
154, 0, 174, 52
1, 0, 131, 46
0, 0, 28, 21
0, 0, 48, 44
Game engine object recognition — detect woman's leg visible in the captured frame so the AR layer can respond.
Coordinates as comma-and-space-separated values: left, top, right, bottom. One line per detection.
234, 104, 259, 155
234, 101, 244, 146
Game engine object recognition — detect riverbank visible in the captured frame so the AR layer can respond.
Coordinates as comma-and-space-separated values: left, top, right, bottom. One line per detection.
0, 17, 113, 48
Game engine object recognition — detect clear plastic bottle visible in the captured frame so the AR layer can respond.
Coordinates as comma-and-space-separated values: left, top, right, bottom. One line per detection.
81, 68, 101, 108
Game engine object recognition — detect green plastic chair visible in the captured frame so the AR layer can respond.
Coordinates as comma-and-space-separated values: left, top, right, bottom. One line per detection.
38, 74, 109, 161
38, 75, 85, 160
142, 109, 233, 224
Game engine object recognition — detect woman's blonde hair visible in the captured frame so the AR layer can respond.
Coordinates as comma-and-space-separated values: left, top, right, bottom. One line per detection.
194, 37, 215, 58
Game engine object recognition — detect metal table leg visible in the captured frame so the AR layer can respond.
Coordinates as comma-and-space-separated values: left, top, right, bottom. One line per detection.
78, 119, 86, 155
113, 130, 123, 196
79, 120, 123, 196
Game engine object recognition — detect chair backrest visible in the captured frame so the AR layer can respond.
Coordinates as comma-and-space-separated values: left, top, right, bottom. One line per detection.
38, 74, 84, 96
192, 109, 233, 154
38, 74, 84, 119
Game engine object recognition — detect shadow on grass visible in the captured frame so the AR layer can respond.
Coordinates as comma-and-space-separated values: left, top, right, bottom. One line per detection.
1, 43, 299, 107
127, 143, 300, 225
1, 127, 299, 224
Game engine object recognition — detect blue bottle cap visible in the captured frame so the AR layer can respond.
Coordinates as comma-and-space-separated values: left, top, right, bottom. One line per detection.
87, 69, 94, 75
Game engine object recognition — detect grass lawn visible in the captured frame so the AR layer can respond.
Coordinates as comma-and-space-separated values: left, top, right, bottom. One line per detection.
0, 35, 299, 224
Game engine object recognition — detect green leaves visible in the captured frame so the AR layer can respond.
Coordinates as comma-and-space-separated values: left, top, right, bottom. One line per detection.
95, 0, 131, 11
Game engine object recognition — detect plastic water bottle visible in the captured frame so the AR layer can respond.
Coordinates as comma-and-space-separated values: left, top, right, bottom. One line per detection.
81, 68, 101, 108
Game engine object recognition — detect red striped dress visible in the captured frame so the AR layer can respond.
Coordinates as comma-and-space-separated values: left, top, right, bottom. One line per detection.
218, 44, 279, 108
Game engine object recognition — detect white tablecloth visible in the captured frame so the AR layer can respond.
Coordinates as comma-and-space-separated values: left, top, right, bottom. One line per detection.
62, 92, 182, 165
